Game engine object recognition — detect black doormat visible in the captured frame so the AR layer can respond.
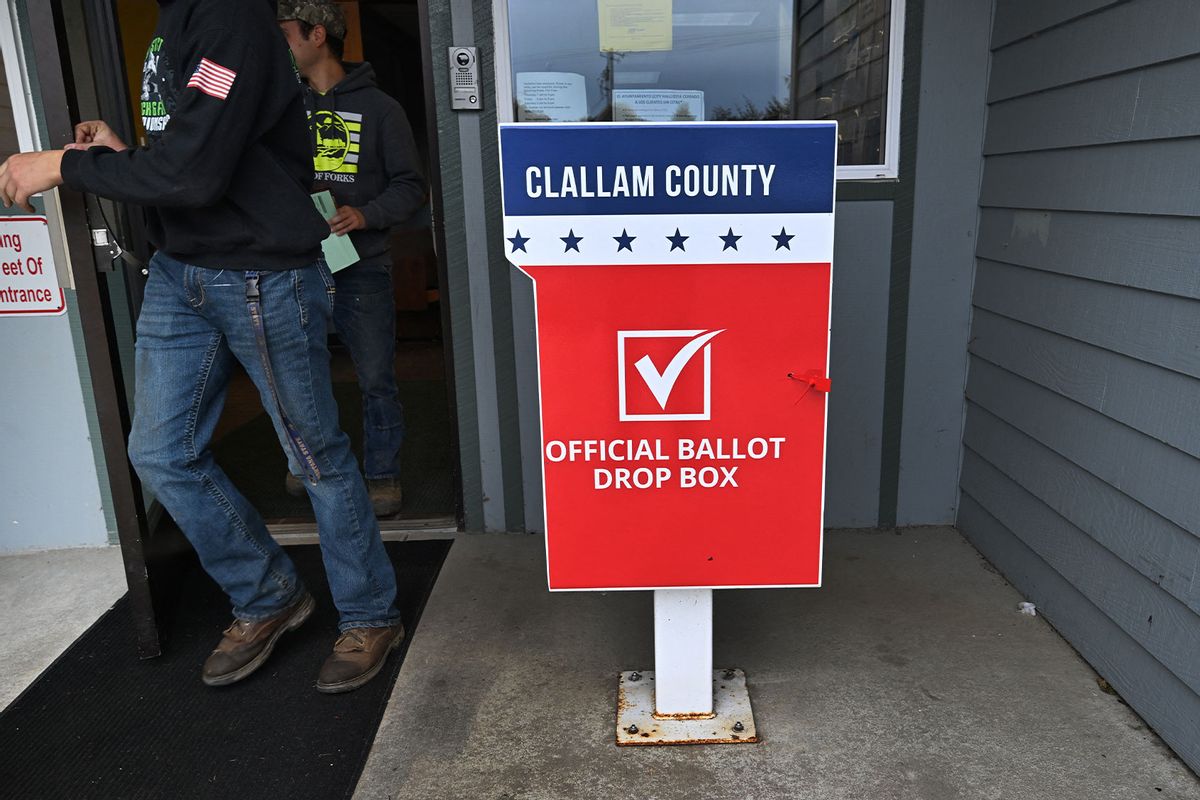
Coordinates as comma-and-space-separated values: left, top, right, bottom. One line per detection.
0, 539, 452, 800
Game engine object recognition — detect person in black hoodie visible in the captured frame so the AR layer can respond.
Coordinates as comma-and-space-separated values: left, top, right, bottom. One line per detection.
278, 1, 426, 517
0, 0, 405, 694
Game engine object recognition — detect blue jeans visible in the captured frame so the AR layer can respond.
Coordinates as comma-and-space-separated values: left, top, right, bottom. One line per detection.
128, 252, 400, 631
331, 262, 405, 480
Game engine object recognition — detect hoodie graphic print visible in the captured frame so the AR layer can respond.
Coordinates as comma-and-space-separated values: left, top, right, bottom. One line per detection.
313, 108, 362, 178
305, 62, 426, 266
141, 36, 175, 134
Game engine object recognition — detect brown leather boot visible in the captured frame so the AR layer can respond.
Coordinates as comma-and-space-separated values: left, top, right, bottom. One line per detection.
315, 624, 405, 694
368, 477, 403, 517
201, 592, 315, 687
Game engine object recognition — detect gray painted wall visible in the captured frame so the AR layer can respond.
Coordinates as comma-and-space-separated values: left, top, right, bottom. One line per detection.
0, 5, 109, 552
429, 0, 527, 531
825, 202, 892, 527
0, 301, 109, 551
896, 0, 991, 525
959, 0, 1200, 772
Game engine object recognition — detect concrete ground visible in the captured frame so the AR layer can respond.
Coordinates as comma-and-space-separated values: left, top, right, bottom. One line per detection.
355, 528, 1199, 800
0, 545, 126, 709
2, 531, 1197, 799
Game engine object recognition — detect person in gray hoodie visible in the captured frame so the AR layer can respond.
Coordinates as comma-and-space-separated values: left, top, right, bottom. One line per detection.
279, 0, 426, 516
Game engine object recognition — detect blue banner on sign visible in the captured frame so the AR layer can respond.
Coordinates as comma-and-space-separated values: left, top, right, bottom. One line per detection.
500, 122, 836, 217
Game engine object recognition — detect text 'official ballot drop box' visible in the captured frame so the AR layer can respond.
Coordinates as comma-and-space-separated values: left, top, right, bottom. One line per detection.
499, 122, 836, 745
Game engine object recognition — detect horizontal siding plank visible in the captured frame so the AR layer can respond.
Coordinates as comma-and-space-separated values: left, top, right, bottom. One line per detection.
976, 209, 1200, 300
958, 495, 1200, 774
963, 403, 1200, 613
961, 450, 1200, 695
984, 56, 1200, 154
979, 138, 1200, 217
973, 261, 1200, 379
965, 358, 1200, 533
970, 310, 1200, 457
991, 0, 1121, 49
988, 0, 1200, 102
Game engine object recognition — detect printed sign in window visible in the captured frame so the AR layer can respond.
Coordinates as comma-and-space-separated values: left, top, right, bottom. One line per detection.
613, 89, 704, 122
516, 72, 589, 122
0, 217, 65, 317
598, 0, 673, 53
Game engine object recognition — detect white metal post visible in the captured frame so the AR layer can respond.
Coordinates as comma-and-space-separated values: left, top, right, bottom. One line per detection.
653, 588, 713, 717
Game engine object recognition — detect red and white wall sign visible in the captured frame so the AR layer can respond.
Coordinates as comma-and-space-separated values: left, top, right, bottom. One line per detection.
500, 122, 836, 591
0, 216, 65, 317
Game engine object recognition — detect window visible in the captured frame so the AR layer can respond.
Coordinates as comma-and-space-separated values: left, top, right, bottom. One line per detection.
499, 0, 904, 179
0, 48, 22, 160
0, 4, 38, 160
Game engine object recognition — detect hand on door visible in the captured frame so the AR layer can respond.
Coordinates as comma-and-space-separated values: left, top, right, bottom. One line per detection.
0, 151, 65, 213
66, 120, 129, 153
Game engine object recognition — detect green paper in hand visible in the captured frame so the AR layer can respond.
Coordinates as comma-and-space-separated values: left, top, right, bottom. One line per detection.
311, 190, 360, 273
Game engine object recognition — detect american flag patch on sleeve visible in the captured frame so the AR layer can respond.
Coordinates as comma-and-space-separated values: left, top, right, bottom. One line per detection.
186, 58, 237, 100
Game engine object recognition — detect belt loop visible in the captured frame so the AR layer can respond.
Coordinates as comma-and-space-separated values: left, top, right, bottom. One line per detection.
244, 270, 261, 302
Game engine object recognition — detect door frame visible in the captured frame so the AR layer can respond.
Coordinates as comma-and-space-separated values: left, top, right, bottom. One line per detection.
23, 0, 165, 657
417, 0, 466, 530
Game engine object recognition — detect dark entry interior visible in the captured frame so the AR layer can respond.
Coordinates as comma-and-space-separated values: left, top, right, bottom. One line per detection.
104, 0, 460, 530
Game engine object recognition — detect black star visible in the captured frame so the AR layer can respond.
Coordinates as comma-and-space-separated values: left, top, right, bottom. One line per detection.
613, 228, 636, 252
773, 227, 795, 251
507, 230, 530, 253
719, 227, 741, 251
561, 229, 583, 252
667, 228, 688, 252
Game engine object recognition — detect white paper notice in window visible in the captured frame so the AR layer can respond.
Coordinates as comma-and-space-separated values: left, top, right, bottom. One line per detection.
516, 72, 589, 122
612, 89, 704, 122
598, 0, 673, 53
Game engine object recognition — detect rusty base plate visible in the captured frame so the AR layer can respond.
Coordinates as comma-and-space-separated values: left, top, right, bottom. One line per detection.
616, 669, 758, 746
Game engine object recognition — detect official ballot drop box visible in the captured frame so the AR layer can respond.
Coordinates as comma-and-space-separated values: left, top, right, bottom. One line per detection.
500, 122, 836, 592
500, 122, 835, 745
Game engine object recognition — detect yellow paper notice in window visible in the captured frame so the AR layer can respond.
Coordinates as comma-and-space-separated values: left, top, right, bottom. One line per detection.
598, 0, 672, 53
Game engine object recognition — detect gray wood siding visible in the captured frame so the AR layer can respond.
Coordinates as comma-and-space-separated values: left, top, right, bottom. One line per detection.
962, 0, 1200, 773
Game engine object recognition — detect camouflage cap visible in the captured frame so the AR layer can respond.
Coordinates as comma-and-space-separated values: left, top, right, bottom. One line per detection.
277, 0, 347, 40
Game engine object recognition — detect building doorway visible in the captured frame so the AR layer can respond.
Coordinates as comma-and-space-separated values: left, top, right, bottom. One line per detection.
99, 0, 462, 535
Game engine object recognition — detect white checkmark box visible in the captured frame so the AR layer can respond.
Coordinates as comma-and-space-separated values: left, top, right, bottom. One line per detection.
618, 329, 724, 421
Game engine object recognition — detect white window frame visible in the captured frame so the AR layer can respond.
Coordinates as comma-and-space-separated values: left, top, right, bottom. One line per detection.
0, 0, 38, 153
0, 0, 75, 288
492, 0, 906, 181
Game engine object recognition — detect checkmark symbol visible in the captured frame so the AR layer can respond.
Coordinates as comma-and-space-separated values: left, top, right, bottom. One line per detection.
634, 330, 724, 410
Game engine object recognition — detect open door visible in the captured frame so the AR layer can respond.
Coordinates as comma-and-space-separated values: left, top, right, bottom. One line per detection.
22, 0, 188, 658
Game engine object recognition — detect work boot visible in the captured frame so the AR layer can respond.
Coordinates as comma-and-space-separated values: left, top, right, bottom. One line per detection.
284, 472, 306, 497
201, 592, 315, 687
368, 477, 403, 517
315, 623, 405, 694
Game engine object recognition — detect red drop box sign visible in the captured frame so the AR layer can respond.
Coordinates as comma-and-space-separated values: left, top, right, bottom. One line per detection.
499, 122, 836, 591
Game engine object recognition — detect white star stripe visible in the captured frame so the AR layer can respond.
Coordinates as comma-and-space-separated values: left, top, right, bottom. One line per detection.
186, 58, 237, 100
502, 213, 833, 266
